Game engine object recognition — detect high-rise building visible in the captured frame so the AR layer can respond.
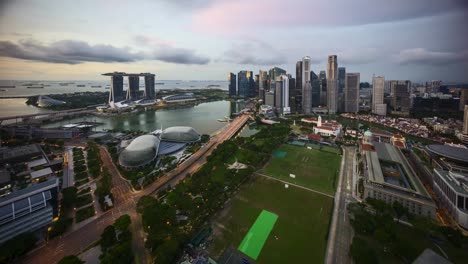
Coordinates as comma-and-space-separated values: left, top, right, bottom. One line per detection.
289, 77, 296, 113
144, 73, 156, 100
319, 71, 326, 80
259, 70, 268, 100
275, 75, 290, 115
327, 55, 338, 114
311, 71, 320, 107
338, 67, 346, 94
319, 71, 327, 106
108, 75, 124, 103
269, 67, 286, 91
372, 75, 386, 115
459, 89, 468, 111
126, 75, 140, 101
254, 74, 260, 97
228, 72, 236, 97
237, 71, 254, 98
302, 56, 312, 114
431, 80, 442, 93
391, 80, 411, 114
345, 73, 360, 113
295, 61, 303, 113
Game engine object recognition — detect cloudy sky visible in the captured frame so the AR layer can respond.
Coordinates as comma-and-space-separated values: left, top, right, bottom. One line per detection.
0, 0, 467, 82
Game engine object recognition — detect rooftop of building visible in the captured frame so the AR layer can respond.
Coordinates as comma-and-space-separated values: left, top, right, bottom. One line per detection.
0, 144, 42, 162
30, 167, 53, 180
0, 178, 59, 207
365, 141, 429, 197
370, 129, 393, 137
434, 169, 468, 196
426, 144, 468, 163
0, 170, 10, 185
102, 72, 155, 76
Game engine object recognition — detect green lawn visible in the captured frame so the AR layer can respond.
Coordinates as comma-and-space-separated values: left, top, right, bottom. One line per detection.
209, 176, 333, 263
261, 144, 341, 195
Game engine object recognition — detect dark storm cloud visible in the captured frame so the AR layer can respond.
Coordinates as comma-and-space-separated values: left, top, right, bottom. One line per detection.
0, 39, 144, 64
222, 40, 287, 65
0, 39, 210, 65
153, 48, 210, 65
395, 48, 468, 65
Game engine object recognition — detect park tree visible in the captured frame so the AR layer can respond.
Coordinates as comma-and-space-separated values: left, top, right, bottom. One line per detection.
100, 241, 133, 264
349, 236, 378, 264
392, 201, 408, 221
114, 214, 131, 232
0, 232, 37, 263
58, 255, 84, 264
61, 187, 78, 210
100, 225, 116, 251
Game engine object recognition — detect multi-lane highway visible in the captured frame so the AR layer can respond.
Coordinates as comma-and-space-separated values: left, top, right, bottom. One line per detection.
19, 114, 250, 264
326, 146, 356, 264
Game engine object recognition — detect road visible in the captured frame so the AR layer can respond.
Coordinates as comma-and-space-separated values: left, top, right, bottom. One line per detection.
326, 146, 355, 264
19, 114, 250, 264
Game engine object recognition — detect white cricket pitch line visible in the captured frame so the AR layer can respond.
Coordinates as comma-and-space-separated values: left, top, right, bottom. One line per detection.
254, 172, 335, 198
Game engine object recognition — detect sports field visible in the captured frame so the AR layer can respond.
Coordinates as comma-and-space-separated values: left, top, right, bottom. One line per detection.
238, 210, 278, 260
261, 144, 341, 195
209, 176, 333, 263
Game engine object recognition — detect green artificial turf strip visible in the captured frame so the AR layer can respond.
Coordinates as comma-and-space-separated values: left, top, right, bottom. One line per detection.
238, 210, 278, 260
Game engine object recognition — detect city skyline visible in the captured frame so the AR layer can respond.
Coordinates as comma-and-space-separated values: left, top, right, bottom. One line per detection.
0, 0, 467, 82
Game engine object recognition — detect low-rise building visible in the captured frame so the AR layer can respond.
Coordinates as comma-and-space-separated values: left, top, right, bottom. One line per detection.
361, 132, 436, 218
425, 144, 468, 229
312, 116, 342, 137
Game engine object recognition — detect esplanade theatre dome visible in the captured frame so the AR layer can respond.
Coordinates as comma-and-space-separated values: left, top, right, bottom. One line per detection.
118, 135, 160, 168
160, 126, 201, 143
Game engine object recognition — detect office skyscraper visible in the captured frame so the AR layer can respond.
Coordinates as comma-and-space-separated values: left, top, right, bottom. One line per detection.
259, 70, 268, 100
327, 55, 338, 114
254, 74, 259, 96
144, 73, 156, 100
295, 61, 303, 113
228, 72, 236, 97
460, 89, 468, 111
319, 71, 327, 106
372, 75, 386, 115
392, 80, 411, 114
301, 56, 312, 114
275, 75, 290, 115
237, 71, 254, 98
126, 75, 140, 101
345, 73, 360, 113
269, 67, 286, 91
289, 77, 296, 113
338, 67, 346, 94
109, 75, 124, 103
311, 71, 320, 107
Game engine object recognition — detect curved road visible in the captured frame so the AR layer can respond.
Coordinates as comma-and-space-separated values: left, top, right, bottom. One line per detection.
19, 114, 250, 264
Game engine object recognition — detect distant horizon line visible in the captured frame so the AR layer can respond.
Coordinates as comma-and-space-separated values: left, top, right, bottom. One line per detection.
1, 79, 468, 85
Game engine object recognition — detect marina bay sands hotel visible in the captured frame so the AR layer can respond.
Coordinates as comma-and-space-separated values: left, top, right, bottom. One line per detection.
102, 72, 156, 103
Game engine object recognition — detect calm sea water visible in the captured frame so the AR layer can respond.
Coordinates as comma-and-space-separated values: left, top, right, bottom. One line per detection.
40, 100, 252, 136
0, 79, 228, 97
0, 80, 256, 136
